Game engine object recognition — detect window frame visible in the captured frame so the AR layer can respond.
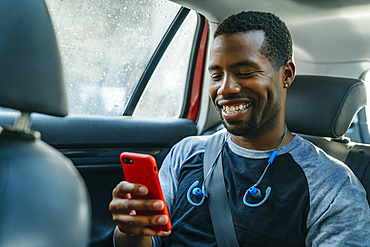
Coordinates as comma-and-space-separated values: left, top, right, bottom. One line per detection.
181, 15, 208, 121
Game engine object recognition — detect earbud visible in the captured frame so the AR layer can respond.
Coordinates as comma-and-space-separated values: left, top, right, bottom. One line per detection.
192, 187, 202, 196
187, 181, 205, 206
243, 186, 271, 207
248, 186, 262, 199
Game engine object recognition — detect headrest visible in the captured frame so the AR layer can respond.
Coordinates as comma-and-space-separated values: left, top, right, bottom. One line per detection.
286, 75, 367, 138
0, 0, 68, 117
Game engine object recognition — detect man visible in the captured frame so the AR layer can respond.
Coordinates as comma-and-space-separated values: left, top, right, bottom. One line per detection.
109, 11, 370, 246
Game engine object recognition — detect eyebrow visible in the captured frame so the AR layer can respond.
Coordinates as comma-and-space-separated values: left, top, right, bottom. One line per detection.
230, 60, 259, 69
208, 60, 259, 71
208, 65, 221, 71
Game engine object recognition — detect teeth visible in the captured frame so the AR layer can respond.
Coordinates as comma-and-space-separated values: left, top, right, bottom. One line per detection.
222, 103, 251, 114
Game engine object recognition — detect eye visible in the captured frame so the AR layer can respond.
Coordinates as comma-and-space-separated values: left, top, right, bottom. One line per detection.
210, 73, 223, 81
238, 72, 254, 78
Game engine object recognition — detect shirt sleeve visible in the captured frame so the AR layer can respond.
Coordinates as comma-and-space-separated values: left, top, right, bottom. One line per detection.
306, 174, 370, 246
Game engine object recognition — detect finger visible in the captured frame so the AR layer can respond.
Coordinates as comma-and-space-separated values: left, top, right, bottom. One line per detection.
112, 181, 149, 198
117, 224, 171, 237
109, 198, 164, 213
113, 214, 169, 227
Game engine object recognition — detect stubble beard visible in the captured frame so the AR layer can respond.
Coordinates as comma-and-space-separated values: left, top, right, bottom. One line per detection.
217, 108, 258, 137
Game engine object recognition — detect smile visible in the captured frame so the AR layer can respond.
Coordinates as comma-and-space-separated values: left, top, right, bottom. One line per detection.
222, 102, 252, 114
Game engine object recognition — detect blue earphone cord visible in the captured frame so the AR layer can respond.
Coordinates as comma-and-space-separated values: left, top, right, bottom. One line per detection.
202, 124, 287, 196
253, 124, 288, 187
187, 125, 288, 208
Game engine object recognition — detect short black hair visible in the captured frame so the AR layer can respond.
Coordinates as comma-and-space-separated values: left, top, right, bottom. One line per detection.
214, 11, 292, 71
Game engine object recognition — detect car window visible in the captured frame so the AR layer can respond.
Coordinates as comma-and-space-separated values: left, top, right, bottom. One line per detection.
43, 0, 197, 117
133, 11, 197, 118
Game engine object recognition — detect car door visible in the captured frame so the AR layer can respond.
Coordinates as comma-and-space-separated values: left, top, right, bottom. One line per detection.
0, 0, 210, 246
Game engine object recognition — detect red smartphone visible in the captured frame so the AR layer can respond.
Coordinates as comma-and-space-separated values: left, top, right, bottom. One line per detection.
120, 152, 172, 232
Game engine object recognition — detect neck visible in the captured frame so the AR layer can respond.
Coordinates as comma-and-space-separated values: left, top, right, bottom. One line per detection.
230, 123, 294, 150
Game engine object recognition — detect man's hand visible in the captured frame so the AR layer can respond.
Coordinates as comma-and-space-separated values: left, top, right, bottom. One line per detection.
109, 181, 171, 237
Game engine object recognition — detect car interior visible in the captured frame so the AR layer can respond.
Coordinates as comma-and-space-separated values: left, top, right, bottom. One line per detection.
1, 0, 370, 246
0, 1, 90, 246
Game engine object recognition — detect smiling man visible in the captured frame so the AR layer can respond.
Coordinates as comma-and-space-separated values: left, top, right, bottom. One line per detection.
208, 28, 293, 150
110, 11, 370, 247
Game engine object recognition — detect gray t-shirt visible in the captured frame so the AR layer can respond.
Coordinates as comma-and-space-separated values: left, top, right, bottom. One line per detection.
154, 134, 370, 246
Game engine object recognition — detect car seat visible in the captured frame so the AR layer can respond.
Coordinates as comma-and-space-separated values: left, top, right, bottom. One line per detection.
0, 0, 91, 246
286, 75, 369, 204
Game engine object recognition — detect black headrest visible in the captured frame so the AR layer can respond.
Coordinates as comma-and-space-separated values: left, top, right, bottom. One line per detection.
286, 75, 367, 138
0, 0, 68, 116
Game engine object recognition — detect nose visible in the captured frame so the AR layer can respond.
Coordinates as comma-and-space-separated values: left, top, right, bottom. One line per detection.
217, 74, 241, 96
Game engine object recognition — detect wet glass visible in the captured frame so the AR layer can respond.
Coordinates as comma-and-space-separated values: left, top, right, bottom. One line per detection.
43, 0, 196, 117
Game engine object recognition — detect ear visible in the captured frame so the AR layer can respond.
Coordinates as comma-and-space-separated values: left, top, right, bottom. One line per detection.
281, 61, 295, 88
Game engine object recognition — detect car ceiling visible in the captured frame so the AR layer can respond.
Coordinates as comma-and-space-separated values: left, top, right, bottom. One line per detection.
172, 0, 370, 78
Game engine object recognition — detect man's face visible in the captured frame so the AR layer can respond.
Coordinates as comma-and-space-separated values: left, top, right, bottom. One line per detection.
208, 31, 284, 137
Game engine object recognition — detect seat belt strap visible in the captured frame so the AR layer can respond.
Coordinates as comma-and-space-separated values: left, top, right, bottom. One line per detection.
345, 145, 370, 182
204, 129, 240, 247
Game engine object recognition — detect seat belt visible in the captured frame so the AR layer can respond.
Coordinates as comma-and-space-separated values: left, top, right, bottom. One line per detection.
204, 129, 240, 247
345, 145, 370, 183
